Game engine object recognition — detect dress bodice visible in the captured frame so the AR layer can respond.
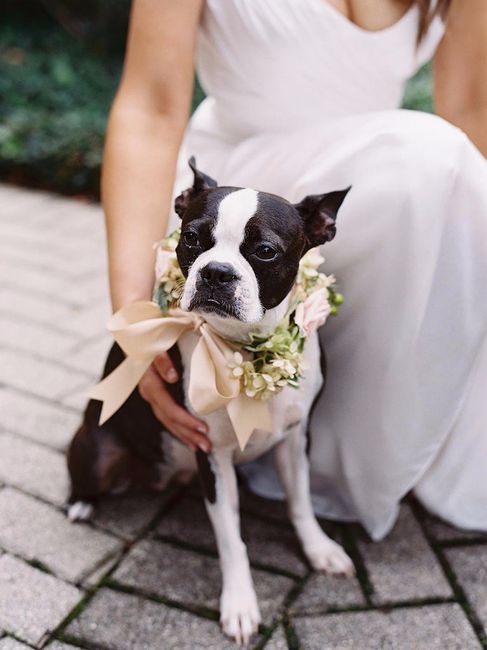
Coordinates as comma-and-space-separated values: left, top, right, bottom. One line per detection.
195, 0, 445, 139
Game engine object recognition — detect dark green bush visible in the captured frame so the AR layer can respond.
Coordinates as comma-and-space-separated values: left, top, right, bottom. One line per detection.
402, 63, 434, 114
0, 16, 122, 197
1, 0, 131, 57
0, 7, 205, 198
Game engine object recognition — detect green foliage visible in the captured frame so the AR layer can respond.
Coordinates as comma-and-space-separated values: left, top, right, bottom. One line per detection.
402, 63, 434, 113
1, 0, 131, 57
0, 20, 122, 197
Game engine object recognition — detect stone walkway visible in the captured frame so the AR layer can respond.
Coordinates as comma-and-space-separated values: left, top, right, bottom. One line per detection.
0, 183, 486, 650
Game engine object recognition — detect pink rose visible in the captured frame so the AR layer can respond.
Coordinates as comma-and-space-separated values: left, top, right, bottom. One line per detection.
154, 247, 171, 281
294, 288, 331, 336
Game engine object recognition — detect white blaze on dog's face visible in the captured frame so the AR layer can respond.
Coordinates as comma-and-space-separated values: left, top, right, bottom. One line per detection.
179, 187, 263, 322
175, 157, 351, 328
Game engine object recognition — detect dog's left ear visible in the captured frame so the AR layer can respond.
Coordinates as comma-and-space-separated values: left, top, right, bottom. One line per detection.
294, 186, 351, 250
174, 156, 218, 218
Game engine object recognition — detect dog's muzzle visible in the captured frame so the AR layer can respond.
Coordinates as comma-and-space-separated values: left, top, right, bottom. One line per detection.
190, 262, 240, 318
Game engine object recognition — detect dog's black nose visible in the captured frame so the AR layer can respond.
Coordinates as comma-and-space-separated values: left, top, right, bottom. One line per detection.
200, 262, 238, 285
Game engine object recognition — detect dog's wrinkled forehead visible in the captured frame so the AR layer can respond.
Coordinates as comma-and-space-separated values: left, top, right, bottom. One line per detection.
206, 187, 261, 246
180, 186, 304, 249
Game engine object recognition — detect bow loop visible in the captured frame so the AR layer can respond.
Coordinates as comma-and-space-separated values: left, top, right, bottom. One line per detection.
109, 303, 195, 360
88, 301, 272, 449
189, 324, 240, 415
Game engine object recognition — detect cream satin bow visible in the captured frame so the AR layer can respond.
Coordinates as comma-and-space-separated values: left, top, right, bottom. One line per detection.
87, 301, 273, 450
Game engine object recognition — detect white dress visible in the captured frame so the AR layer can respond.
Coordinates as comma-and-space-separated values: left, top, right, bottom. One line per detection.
169, 0, 487, 540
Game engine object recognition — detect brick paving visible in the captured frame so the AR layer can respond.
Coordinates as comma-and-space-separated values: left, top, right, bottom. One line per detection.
0, 183, 486, 649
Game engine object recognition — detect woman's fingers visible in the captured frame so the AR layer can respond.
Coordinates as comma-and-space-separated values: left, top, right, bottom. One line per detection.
150, 357, 209, 433
153, 352, 178, 383
149, 369, 210, 436
151, 403, 211, 452
138, 365, 212, 453
152, 397, 211, 452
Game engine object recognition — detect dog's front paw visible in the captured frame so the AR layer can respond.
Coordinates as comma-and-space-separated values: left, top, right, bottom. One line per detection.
305, 537, 355, 576
220, 584, 261, 646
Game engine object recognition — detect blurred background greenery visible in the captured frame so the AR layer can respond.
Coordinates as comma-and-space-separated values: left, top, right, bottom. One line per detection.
1, 1, 433, 199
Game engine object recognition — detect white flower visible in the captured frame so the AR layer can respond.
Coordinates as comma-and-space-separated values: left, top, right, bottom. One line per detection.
233, 351, 244, 365
294, 288, 331, 336
322, 273, 336, 288
300, 247, 325, 269
154, 247, 172, 282
165, 237, 178, 252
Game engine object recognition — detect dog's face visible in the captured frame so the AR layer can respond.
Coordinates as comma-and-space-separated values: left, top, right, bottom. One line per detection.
175, 157, 350, 324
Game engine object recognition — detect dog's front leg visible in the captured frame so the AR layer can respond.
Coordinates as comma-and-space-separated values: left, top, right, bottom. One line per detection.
274, 427, 355, 576
205, 448, 261, 644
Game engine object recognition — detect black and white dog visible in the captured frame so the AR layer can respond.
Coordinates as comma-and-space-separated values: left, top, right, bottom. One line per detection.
68, 159, 353, 644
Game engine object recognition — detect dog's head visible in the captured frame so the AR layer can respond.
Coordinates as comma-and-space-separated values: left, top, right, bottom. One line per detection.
175, 157, 350, 331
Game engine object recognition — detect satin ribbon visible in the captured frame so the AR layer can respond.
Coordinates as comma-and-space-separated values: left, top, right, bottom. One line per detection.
87, 301, 273, 450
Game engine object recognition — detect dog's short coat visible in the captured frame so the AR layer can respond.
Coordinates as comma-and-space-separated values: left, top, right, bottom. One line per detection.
68, 158, 353, 644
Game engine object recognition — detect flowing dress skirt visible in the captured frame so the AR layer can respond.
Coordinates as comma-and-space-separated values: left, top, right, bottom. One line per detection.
169, 105, 487, 540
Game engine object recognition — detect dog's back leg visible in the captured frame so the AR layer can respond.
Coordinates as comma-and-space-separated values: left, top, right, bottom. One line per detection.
66, 341, 185, 520
67, 342, 141, 520
67, 399, 132, 521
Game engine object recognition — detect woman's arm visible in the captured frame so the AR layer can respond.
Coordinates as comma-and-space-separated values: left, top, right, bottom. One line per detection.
103, 0, 203, 310
102, 0, 211, 452
433, 0, 487, 156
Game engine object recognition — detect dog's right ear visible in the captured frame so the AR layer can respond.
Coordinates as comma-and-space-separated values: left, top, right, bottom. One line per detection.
174, 156, 218, 218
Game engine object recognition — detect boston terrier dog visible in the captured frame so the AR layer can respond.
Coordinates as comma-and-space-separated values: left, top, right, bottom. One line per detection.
67, 158, 353, 644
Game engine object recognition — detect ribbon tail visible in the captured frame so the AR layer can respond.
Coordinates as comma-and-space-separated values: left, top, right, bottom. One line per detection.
188, 332, 240, 415
87, 357, 151, 425
226, 395, 273, 451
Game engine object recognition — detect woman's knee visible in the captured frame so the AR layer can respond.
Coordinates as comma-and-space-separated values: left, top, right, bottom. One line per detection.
290, 110, 472, 215
334, 113, 471, 240
377, 110, 468, 181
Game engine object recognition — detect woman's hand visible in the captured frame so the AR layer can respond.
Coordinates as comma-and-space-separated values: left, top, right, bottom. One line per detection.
138, 352, 212, 453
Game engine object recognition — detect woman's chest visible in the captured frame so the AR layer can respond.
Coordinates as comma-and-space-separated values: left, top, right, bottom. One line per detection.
323, 0, 414, 32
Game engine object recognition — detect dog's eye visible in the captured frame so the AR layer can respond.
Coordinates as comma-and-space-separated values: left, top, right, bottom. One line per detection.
254, 244, 277, 261
182, 230, 199, 247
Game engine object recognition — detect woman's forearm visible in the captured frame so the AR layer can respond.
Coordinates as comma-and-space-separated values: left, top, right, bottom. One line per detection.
102, 102, 187, 311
